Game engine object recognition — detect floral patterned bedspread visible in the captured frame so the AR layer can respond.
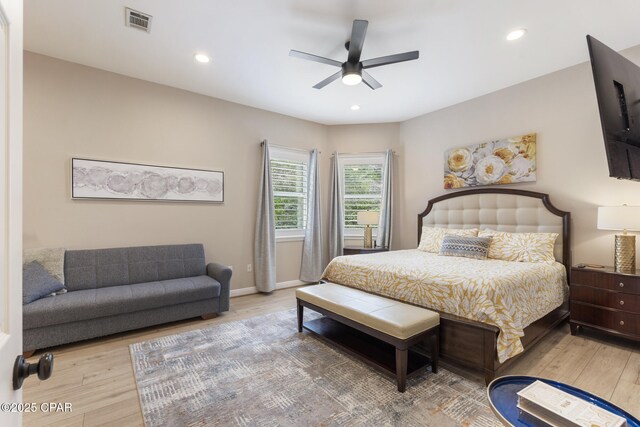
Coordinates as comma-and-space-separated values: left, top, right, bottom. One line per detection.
322, 249, 568, 363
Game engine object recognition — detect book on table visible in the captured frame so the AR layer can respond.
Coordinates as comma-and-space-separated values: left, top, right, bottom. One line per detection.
516, 380, 626, 427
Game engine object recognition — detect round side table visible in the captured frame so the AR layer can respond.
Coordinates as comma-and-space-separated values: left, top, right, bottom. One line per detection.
487, 375, 639, 427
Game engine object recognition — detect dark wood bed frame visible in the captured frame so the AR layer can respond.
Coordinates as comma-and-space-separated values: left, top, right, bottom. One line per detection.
417, 188, 571, 385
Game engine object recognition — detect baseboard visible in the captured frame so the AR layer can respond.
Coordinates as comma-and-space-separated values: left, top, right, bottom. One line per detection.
276, 279, 310, 290
230, 287, 260, 298
230, 279, 310, 298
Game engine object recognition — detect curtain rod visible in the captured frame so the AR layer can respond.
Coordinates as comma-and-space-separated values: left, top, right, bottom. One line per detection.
258, 141, 395, 157
260, 140, 321, 154
332, 150, 398, 157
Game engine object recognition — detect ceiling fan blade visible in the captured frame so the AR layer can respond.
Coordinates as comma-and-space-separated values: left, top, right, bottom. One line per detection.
361, 51, 419, 69
313, 71, 342, 89
289, 50, 342, 67
347, 20, 368, 63
362, 71, 382, 90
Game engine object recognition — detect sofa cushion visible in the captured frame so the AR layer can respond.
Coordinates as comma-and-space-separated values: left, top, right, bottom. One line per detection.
23, 262, 65, 304
65, 244, 206, 291
23, 275, 220, 329
24, 247, 66, 284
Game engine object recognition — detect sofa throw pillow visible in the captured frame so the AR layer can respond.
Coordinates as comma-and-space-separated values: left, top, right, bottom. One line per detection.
418, 226, 478, 253
23, 261, 65, 304
439, 235, 492, 260
24, 247, 66, 285
478, 229, 559, 263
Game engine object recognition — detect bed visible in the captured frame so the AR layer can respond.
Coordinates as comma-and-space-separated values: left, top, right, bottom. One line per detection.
323, 188, 571, 384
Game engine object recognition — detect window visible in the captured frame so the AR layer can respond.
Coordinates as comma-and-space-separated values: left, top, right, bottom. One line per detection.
270, 147, 308, 239
341, 154, 385, 237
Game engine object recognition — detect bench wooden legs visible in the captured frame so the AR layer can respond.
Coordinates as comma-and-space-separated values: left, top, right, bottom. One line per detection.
395, 331, 439, 393
431, 330, 439, 374
297, 300, 303, 333
296, 297, 439, 393
395, 348, 408, 392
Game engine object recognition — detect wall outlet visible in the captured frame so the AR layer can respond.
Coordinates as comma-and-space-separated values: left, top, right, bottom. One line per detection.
247, 263, 252, 272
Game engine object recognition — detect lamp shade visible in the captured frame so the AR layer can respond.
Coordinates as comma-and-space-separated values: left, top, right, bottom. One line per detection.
597, 206, 640, 231
357, 211, 379, 225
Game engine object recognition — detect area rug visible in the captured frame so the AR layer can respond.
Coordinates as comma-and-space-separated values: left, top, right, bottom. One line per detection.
130, 310, 500, 427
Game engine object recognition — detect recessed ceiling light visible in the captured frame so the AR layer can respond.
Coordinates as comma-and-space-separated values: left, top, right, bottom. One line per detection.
194, 53, 211, 63
506, 28, 527, 41
350, 105, 360, 111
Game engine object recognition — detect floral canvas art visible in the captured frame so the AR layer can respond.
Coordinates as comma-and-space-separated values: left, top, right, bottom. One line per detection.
444, 133, 536, 189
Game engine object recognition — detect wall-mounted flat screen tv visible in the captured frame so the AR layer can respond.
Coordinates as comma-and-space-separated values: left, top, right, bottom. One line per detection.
587, 35, 640, 180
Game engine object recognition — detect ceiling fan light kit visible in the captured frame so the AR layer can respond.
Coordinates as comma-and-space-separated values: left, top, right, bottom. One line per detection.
290, 19, 419, 90
342, 62, 363, 85
342, 74, 362, 85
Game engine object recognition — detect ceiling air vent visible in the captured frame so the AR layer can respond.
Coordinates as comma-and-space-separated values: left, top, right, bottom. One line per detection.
125, 7, 152, 32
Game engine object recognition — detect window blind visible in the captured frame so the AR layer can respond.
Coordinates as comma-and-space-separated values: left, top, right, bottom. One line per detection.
271, 158, 308, 230
343, 164, 383, 229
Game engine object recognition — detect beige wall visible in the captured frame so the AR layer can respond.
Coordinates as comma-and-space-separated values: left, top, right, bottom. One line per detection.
398, 44, 640, 267
326, 124, 401, 248
26, 42, 640, 290
23, 52, 329, 290
326, 124, 399, 154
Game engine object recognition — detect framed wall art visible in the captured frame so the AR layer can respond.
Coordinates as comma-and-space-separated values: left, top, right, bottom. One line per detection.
71, 158, 224, 202
444, 133, 536, 189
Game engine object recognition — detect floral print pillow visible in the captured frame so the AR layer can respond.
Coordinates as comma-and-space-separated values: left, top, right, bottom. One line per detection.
478, 229, 558, 263
418, 227, 478, 253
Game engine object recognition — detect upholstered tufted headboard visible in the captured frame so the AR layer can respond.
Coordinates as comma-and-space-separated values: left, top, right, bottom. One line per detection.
418, 189, 571, 272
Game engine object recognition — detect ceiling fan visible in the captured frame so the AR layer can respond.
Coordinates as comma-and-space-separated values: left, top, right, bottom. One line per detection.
289, 19, 419, 90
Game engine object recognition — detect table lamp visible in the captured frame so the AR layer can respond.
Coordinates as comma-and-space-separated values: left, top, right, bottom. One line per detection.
357, 211, 380, 249
597, 205, 640, 273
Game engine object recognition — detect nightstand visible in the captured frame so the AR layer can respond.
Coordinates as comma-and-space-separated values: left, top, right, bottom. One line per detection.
343, 246, 389, 256
570, 265, 640, 342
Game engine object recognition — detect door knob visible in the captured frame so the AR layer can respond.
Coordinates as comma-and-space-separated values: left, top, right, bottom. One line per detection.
13, 353, 54, 390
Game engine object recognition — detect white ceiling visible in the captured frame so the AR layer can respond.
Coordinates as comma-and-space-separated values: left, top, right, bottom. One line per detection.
25, 0, 640, 125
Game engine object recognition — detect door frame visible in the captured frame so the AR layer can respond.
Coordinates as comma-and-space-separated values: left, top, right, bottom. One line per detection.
0, 0, 23, 425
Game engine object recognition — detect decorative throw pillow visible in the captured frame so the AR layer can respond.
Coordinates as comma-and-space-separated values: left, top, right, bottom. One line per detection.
439, 235, 492, 260
478, 229, 558, 263
418, 227, 478, 253
23, 247, 66, 285
23, 261, 65, 304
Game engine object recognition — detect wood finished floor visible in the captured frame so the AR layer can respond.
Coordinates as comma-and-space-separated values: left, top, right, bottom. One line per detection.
23, 287, 640, 426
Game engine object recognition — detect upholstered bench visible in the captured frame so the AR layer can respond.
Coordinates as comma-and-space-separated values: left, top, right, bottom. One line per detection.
296, 283, 439, 392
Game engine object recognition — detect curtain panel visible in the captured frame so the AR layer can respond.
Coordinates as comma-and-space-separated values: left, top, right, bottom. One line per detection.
328, 152, 344, 260
254, 141, 276, 292
377, 148, 394, 249
300, 149, 323, 281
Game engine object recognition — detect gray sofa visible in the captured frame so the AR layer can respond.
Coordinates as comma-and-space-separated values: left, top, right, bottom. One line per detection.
23, 243, 230, 353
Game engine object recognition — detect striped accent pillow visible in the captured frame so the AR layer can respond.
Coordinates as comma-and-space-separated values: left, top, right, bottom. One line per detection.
439, 235, 492, 260
418, 226, 478, 253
